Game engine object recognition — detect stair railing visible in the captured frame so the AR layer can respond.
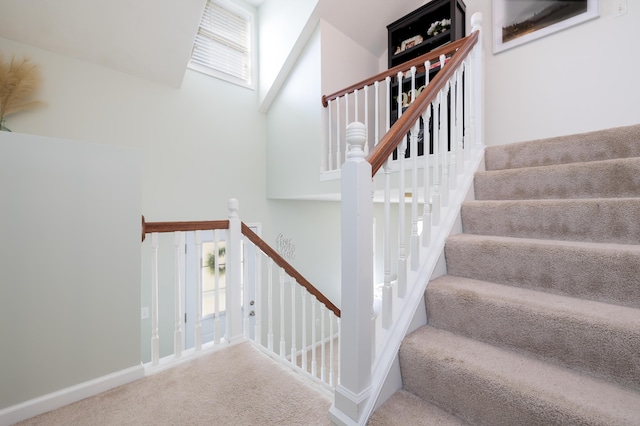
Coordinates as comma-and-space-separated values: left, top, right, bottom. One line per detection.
328, 13, 485, 425
322, 23, 476, 176
141, 198, 340, 391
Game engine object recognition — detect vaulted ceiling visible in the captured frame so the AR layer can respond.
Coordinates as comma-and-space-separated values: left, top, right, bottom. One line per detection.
0, 0, 423, 87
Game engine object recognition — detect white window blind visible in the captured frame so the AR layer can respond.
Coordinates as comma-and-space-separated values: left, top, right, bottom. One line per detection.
190, 0, 253, 86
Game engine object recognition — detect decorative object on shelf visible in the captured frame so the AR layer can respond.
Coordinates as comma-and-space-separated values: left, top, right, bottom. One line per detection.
396, 35, 424, 55
427, 18, 451, 37
0, 53, 43, 131
493, 0, 598, 53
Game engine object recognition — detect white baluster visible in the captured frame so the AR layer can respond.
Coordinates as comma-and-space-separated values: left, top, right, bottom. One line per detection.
345, 93, 349, 166
336, 317, 341, 386
374, 81, 380, 147
397, 71, 404, 120
290, 280, 297, 366
440, 55, 450, 208
441, 84, 450, 207
321, 307, 326, 383
455, 68, 465, 176
336, 97, 341, 169
408, 67, 419, 271
329, 314, 335, 387
472, 13, 484, 148
267, 258, 274, 351
410, 117, 420, 271
396, 71, 407, 298
432, 93, 441, 226
301, 290, 307, 373
242, 238, 250, 339
195, 230, 203, 351
173, 231, 183, 358
449, 74, 458, 190
422, 105, 432, 248
311, 297, 317, 378
254, 249, 262, 346
354, 88, 358, 122
385, 76, 391, 133
279, 269, 286, 357
151, 233, 160, 366
328, 100, 334, 171
422, 60, 432, 248
214, 230, 222, 344
382, 159, 392, 329
364, 85, 369, 155
410, 66, 417, 103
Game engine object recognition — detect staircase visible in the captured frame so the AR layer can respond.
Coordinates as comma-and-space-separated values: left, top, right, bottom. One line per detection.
369, 124, 640, 425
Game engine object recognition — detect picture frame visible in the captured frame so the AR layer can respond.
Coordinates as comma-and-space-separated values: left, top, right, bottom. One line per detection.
492, 0, 599, 54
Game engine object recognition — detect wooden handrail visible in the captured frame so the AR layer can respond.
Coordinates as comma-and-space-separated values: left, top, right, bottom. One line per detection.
140, 216, 340, 317
321, 36, 470, 107
241, 223, 341, 317
141, 215, 229, 242
366, 30, 478, 176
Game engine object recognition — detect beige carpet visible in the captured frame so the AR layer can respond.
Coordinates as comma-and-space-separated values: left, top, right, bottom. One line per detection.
369, 123, 640, 425
16, 342, 331, 425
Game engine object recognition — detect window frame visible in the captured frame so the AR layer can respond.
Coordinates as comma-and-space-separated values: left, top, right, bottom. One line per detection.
188, 0, 257, 90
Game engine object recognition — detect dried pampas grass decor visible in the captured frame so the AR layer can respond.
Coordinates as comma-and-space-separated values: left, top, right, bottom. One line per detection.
0, 53, 43, 131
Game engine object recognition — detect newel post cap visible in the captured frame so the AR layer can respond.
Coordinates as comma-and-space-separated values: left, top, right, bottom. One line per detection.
346, 122, 367, 160
228, 198, 239, 218
471, 12, 483, 32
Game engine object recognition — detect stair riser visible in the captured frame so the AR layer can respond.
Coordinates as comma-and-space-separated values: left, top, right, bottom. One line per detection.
400, 327, 640, 426
474, 157, 640, 201
445, 237, 640, 309
461, 199, 640, 244
484, 123, 640, 171
400, 343, 596, 426
426, 282, 640, 391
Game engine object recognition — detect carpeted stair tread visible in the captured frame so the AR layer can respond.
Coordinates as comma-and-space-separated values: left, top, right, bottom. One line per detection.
367, 389, 468, 426
474, 157, 640, 201
400, 326, 640, 426
484, 123, 640, 171
426, 275, 640, 391
444, 233, 640, 309
460, 198, 640, 244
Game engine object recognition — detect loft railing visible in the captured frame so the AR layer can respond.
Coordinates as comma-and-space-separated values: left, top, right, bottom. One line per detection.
328, 13, 485, 425
141, 199, 340, 391
321, 31, 478, 176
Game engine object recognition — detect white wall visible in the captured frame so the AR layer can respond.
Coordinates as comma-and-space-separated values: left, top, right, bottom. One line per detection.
0, 132, 141, 410
258, 0, 319, 109
321, 20, 382, 99
0, 34, 271, 404
465, 0, 640, 146
0, 37, 268, 222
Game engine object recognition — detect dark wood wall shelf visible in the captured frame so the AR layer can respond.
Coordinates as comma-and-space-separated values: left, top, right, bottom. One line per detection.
387, 0, 466, 159
387, 0, 466, 69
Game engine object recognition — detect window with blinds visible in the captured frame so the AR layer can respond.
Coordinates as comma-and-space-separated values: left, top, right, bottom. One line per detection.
189, 0, 254, 87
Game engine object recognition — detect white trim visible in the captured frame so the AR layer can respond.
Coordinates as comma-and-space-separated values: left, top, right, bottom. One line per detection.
0, 365, 144, 426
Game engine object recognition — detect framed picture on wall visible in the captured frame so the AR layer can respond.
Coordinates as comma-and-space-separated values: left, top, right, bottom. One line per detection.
493, 0, 599, 54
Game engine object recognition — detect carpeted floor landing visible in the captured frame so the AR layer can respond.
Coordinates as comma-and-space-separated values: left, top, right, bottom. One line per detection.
15, 342, 331, 426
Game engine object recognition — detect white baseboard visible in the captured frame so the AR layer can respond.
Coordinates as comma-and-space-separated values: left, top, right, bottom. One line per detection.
0, 364, 144, 426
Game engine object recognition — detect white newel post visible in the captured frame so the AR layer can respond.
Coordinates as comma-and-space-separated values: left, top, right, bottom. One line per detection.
226, 198, 243, 343
330, 122, 373, 425
471, 12, 484, 148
